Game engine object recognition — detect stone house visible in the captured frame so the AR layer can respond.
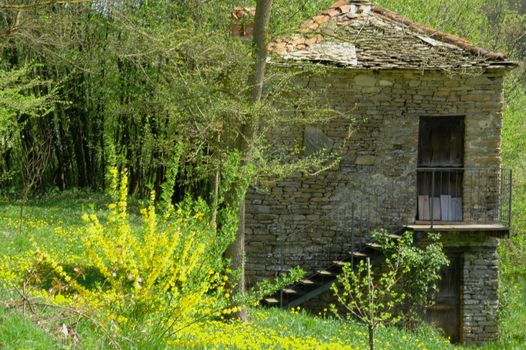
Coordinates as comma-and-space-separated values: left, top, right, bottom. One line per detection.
236, 0, 516, 344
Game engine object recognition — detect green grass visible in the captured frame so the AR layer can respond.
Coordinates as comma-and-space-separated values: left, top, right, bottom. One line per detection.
0, 190, 145, 257
0, 191, 525, 349
501, 86, 526, 280
0, 288, 113, 350
0, 305, 59, 350
248, 307, 454, 350
481, 277, 526, 350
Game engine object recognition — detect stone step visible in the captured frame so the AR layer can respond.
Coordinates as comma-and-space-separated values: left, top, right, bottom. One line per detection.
350, 251, 368, 257
282, 288, 297, 294
366, 242, 382, 249
261, 228, 410, 310
263, 297, 279, 305
316, 270, 334, 276
300, 279, 316, 285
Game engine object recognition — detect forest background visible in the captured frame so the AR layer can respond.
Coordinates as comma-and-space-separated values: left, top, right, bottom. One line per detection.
0, 0, 525, 349
1, 0, 525, 273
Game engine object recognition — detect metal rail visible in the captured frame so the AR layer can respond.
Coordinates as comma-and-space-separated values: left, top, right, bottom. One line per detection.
270, 167, 512, 289
416, 167, 512, 227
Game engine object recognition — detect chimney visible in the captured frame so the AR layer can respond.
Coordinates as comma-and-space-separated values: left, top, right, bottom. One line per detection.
331, 0, 372, 14
231, 7, 256, 40
331, 0, 370, 6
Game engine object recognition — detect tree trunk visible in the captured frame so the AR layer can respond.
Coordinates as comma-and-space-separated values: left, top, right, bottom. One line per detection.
211, 164, 220, 230
251, 0, 273, 103
226, 0, 273, 322
367, 257, 375, 350
368, 324, 375, 350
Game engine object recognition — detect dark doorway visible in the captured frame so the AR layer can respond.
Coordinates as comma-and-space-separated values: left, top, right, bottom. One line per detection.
424, 253, 462, 343
417, 117, 465, 221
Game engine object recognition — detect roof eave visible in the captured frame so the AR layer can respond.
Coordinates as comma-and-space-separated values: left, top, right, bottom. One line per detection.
372, 6, 512, 62
269, 59, 518, 73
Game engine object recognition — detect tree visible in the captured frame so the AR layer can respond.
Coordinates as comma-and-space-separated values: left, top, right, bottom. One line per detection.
331, 258, 405, 350
0, 1, 337, 319
331, 231, 449, 350
225, 0, 273, 322
0, 0, 334, 192
0, 62, 57, 194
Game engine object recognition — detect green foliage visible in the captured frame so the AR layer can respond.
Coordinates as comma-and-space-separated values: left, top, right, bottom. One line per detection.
500, 86, 526, 278
0, 168, 240, 346
159, 142, 183, 214
373, 231, 449, 327
331, 256, 405, 350
0, 63, 56, 192
372, 0, 504, 50
247, 266, 304, 305
331, 258, 405, 326
0, 0, 338, 196
373, 0, 490, 42
269, 0, 335, 36
492, 277, 526, 348
0, 64, 49, 124
331, 230, 448, 349
0, 303, 61, 350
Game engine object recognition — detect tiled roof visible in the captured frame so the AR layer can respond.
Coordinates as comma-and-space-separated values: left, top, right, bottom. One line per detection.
268, 0, 516, 70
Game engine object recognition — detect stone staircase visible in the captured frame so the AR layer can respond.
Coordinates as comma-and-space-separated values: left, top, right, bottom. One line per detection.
262, 229, 407, 308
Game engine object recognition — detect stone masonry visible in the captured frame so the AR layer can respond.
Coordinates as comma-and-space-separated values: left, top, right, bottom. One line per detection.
246, 68, 505, 282
238, 1, 515, 344
438, 232, 501, 343
245, 68, 507, 344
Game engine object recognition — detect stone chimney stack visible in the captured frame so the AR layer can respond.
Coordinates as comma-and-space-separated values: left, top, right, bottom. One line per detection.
231, 7, 256, 40
331, 0, 372, 14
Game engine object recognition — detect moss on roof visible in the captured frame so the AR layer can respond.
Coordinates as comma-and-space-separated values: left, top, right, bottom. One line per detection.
269, 1, 516, 70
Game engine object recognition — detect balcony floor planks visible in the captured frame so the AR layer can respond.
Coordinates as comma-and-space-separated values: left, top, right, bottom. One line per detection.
407, 223, 509, 235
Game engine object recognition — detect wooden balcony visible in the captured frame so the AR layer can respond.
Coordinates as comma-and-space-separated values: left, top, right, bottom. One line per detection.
411, 167, 512, 237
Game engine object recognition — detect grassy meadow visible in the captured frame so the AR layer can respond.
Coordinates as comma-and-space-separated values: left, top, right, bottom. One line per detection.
0, 0, 525, 348
0, 191, 525, 349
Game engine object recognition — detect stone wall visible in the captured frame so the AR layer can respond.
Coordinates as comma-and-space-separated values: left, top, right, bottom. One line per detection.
462, 247, 499, 343
246, 68, 506, 285
439, 232, 500, 343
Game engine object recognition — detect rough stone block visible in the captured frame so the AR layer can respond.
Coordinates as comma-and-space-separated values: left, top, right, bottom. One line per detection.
355, 155, 376, 165
354, 74, 377, 86
304, 126, 334, 156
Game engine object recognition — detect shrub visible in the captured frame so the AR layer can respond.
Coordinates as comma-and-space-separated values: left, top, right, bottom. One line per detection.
330, 230, 449, 350
331, 256, 405, 350
373, 230, 449, 328
0, 168, 238, 346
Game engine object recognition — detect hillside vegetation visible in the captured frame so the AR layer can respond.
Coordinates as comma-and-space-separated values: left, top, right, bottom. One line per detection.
0, 0, 525, 349
1, 193, 524, 349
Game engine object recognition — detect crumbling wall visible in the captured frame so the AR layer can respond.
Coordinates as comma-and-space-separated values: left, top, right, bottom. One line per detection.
246, 69, 505, 285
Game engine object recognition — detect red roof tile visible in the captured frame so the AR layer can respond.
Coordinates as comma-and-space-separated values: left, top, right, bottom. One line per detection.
269, 0, 516, 70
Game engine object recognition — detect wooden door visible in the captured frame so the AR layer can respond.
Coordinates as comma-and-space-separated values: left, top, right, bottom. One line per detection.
418, 117, 464, 167
424, 254, 461, 343
417, 117, 464, 221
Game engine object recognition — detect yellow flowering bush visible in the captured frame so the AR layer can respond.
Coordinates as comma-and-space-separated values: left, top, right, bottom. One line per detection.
172, 319, 357, 350
0, 167, 238, 346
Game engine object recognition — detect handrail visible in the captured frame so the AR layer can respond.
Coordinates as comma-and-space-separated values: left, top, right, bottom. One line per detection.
416, 167, 502, 170
416, 167, 512, 227
269, 167, 512, 286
